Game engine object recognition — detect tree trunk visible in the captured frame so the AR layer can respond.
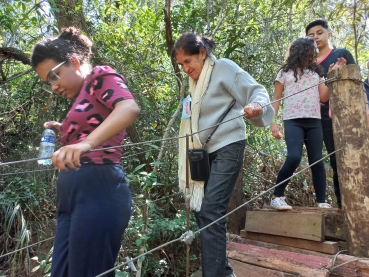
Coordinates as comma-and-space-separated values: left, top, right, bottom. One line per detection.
227, 155, 247, 235
327, 64, 369, 257
52, 0, 89, 32
164, 0, 182, 88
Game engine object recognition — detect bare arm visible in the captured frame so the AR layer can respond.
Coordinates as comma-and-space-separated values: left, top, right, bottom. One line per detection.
318, 83, 330, 103
270, 81, 283, 139
52, 99, 140, 170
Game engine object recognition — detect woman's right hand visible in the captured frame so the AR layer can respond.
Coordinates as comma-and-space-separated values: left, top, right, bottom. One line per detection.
43, 121, 62, 135
270, 122, 282, 139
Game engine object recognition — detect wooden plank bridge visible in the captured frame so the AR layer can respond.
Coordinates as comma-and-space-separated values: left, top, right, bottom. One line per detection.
225, 207, 369, 277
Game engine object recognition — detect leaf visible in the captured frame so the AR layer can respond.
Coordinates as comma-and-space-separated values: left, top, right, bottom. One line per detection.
135, 238, 142, 246
133, 164, 146, 173
149, 144, 160, 149
31, 265, 40, 272
115, 270, 129, 276
145, 151, 151, 160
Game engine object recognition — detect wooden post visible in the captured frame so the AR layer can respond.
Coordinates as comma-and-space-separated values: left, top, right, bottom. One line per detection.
227, 155, 247, 235
327, 64, 369, 257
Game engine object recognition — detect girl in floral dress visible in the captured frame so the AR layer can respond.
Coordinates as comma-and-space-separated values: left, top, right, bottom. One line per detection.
269, 37, 331, 210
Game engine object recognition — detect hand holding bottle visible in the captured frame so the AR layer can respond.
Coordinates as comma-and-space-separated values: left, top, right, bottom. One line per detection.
44, 121, 62, 134
38, 128, 56, 165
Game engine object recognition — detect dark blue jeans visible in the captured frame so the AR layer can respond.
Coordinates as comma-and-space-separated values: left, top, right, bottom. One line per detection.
321, 118, 341, 208
194, 140, 245, 277
51, 164, 131, 277
273, 118, 326, 203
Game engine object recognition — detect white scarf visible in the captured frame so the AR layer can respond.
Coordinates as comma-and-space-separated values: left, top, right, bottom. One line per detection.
178, 56, 214, 211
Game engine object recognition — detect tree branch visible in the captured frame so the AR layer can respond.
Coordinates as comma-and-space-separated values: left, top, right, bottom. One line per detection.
0, 69, 33, 87
0, 47, 31, 65
211, 0, 229, 37
164, 0, 182, 88
154, 78, 188, 172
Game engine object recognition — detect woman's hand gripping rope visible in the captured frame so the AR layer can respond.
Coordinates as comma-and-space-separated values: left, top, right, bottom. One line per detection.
243, 102, 262, 119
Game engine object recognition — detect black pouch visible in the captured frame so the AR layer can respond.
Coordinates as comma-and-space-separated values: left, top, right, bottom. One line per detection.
187, 99, 236, 182
188, 148, 210, 181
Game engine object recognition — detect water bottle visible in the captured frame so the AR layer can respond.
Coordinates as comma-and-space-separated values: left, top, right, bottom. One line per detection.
38, 128, 56, 165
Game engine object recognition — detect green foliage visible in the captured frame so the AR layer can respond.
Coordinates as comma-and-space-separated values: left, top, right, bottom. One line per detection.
124, 208, 200, 277
0, 170, 56, 276
0, 0, 367, 275
0, 175, 50, 207
31, 246, 53, 277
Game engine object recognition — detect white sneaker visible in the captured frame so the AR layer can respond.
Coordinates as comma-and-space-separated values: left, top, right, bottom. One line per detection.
270, 197, 292, 210
318, 203, 332, 208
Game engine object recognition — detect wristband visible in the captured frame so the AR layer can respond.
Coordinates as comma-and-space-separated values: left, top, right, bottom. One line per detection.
272, 119, 277, 123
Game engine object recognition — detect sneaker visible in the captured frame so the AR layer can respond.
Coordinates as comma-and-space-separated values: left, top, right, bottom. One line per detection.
225, 273, 236, 277
270, 197, 292, 210
318, 203, 332, 208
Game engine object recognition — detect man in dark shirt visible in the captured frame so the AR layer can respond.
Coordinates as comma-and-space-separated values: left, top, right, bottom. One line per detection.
306, 19, 356, 209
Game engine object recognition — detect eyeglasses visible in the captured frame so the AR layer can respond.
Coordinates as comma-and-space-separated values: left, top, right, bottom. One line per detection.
42, 61, 66, 86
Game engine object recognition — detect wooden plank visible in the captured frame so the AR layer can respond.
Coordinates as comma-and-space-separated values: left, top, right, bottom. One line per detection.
243, 231, 339, 254
232, 233, 333, 258
227, 242, 330, 277
229, 258, 298, 277
257, 206, 346, 241
245, 210, 324, 241
324, 211, 346, 241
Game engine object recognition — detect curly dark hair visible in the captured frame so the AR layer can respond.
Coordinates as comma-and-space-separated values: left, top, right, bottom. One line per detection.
31, 26, 93, 68
280, 37, 324, 82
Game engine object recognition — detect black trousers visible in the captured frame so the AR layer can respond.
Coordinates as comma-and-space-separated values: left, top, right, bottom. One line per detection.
321, 118, 341, 208
274, 118, 327, 203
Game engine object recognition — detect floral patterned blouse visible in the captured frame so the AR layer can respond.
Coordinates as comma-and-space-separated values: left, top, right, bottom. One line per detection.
276, 69, 324, 120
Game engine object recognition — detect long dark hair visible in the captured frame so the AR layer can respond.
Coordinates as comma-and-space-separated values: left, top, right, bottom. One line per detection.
171, 32, 216, 60
280, 37, 324, 82
31, 26, 93, 68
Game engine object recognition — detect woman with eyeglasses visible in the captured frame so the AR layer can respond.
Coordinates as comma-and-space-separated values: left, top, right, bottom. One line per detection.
31, 27, 140, 276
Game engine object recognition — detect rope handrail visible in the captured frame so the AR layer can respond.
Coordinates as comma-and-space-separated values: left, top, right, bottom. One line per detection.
94, 147, 344, 276
0, 76, 342, 168
193, 147, 344, 234
0, 192, 182, 260
2, 74, 363, 274
0, 146, 166, 176
0, 146, 348, 272
0, 237, 54, 259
